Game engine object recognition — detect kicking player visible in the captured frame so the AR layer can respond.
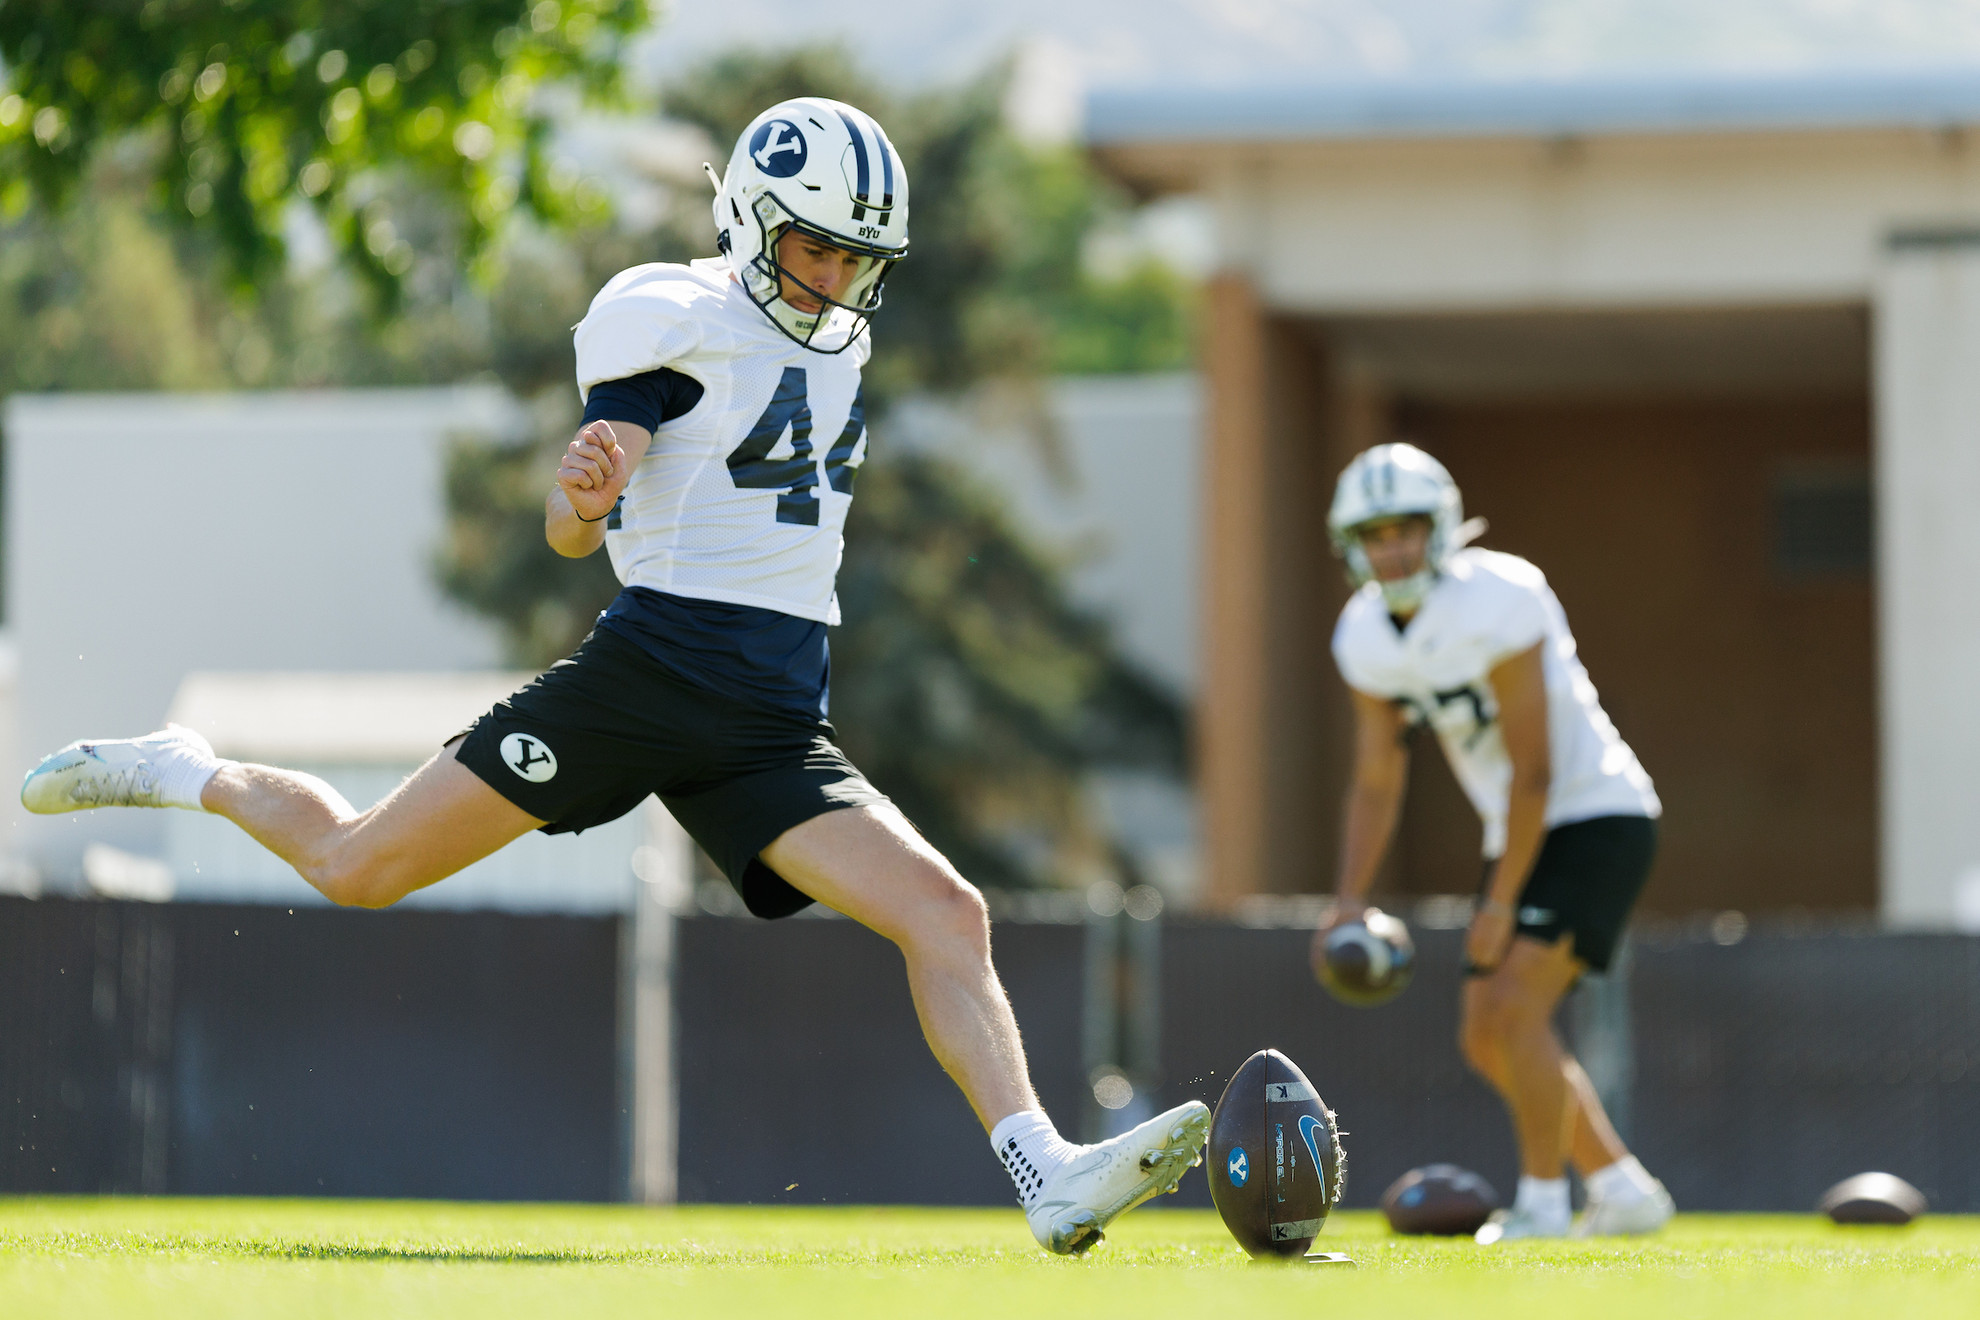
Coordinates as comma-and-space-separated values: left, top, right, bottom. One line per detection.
1315, 443, 1674, 1241
21, 97, 1208, 1253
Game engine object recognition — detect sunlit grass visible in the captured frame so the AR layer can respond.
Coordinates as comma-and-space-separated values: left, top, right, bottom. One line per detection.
2, 1198, 1974, 1319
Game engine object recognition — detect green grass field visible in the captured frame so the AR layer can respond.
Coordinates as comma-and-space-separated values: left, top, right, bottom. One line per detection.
3, 1197, 1974, 1319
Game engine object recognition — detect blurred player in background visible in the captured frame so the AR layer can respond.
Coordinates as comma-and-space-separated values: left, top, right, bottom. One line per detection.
22, 96, 1209, 1255
1315, 443, 1675, 1241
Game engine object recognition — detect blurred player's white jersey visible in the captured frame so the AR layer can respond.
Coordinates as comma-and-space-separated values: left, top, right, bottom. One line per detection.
573, 258, 871, 623
1332, 547, 1660, 857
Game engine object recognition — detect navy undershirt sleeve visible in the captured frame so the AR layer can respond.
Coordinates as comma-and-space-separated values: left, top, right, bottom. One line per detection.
577, 367, 827, 719
582, 366, 704, 432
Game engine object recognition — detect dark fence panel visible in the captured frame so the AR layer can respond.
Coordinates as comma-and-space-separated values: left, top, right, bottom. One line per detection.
672, 914, 1084, 1204
1630, 930, 1980, 1212
0, 897, 171, 1192
1151, 923, 1980, 1214
9, 894, 1980, 1211
2, 895, 621, 1201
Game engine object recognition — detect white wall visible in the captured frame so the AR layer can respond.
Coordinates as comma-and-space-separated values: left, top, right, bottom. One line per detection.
1875, 237, 1980, 929
4, 388, 515, 879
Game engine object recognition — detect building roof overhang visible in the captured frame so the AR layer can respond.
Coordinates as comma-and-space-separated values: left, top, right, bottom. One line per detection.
1089, 66, 1980, 193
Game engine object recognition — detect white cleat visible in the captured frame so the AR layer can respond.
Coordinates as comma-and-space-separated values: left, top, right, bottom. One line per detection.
1026, 1100, 1211, 1256
20, 726, 214, 814
1575, 1182, 1676, 1237
1475, 1206, 1571, 1244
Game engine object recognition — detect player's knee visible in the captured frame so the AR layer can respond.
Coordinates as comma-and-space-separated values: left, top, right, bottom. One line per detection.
305, 847, 411, 910
1459, 1012, 1502, 1075
1464, 982, 1519, 1049
908, 869, 990, 955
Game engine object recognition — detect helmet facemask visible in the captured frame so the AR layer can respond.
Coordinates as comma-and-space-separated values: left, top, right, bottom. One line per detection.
726, 190, 897, 353
1342, 516, 1444, 614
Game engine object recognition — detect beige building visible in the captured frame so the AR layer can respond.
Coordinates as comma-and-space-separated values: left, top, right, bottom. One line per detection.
1091, 70, 1980, 928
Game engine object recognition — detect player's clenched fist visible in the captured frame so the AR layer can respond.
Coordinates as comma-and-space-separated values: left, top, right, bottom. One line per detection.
558, 420, 627, 519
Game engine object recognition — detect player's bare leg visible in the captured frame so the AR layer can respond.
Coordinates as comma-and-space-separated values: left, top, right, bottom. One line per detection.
1464, 1009, 1629, 1179
1462, 934, 1672, 1238
25, 727, 543, 907
1462, 934, 1583, 1180
760, 801, 1035, 1127
1562, 1040, 1674, 1235
762, 803, 1210, 1254
1563, 1055, 1629, 1172
202, 745, 544, 908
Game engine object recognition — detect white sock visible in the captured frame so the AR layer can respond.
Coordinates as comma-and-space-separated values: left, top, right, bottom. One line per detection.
154, 735, 225, 811
1515, 1175, 1571, 1225
991, 1110, 1083, 1210
1585, 1155, 1658, 1203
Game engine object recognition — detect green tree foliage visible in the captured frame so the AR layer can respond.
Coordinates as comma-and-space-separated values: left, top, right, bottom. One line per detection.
0, 0, 649, 304
831, 460, 1184, 888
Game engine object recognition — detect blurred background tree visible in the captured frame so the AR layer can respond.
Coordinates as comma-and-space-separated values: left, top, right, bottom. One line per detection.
0, 0, 650, 306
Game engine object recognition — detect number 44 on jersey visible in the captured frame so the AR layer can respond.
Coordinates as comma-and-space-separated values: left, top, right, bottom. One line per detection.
726, 365, 865, 525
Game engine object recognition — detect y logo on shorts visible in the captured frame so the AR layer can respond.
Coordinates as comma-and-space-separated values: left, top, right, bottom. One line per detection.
500, 732, 558, 783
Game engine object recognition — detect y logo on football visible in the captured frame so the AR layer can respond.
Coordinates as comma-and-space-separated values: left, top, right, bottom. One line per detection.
1227, 1147, 1249, 1187
500, 733, 558, 783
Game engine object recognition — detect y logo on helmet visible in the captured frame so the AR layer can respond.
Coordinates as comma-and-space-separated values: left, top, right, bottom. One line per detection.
749, 119, 808, 177
1227, 1147, 1249, 1187
499, 733, 558, 783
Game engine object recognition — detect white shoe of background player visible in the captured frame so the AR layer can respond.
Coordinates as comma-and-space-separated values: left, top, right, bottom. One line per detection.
1475, 1205, 1571, 1244
1576, 1181, 1676, 1237
1025, 1100, 1211, 1255
21, 726, 216, 814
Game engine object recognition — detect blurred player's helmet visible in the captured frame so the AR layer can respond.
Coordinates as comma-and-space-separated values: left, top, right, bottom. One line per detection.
1328, 443, 1473, 613
709, 97, 909, 353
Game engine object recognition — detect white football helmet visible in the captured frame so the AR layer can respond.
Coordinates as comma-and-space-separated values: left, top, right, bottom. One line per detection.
1327, 443, 1473, 613
709, 97, 909, 353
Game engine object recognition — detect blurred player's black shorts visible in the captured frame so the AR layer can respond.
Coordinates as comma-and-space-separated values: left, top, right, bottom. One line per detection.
454, 626, 887, 919
1476, 814, 1659, 973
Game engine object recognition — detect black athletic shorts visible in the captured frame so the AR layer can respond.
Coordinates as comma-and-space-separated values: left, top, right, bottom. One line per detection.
454, 626, 888, 919
1473, 814, 1659, 974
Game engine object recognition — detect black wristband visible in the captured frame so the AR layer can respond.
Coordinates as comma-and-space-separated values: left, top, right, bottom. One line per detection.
573, 500, 614, 523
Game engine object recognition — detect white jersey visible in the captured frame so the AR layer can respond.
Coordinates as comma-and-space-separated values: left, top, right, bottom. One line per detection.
572, 258, 870, 624
1332, 548, 1660, 858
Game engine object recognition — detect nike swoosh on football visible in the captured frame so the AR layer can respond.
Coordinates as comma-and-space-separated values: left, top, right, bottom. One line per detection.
1298, 1113, 1328, 1180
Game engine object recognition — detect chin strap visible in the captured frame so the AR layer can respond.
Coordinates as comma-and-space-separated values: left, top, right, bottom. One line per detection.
1379, 569, 1437, 613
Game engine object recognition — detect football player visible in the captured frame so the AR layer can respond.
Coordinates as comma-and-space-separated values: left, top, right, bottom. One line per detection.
1314, 443, 1675, 1241
22, 97, 1208, 1253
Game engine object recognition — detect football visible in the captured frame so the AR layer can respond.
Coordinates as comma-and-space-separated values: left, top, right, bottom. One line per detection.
1207, 1049, 1347, 1258
1819, 1172, 1927, 1225
1380, 1164, 1500, 1236
1316, 908, 1416, 1007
